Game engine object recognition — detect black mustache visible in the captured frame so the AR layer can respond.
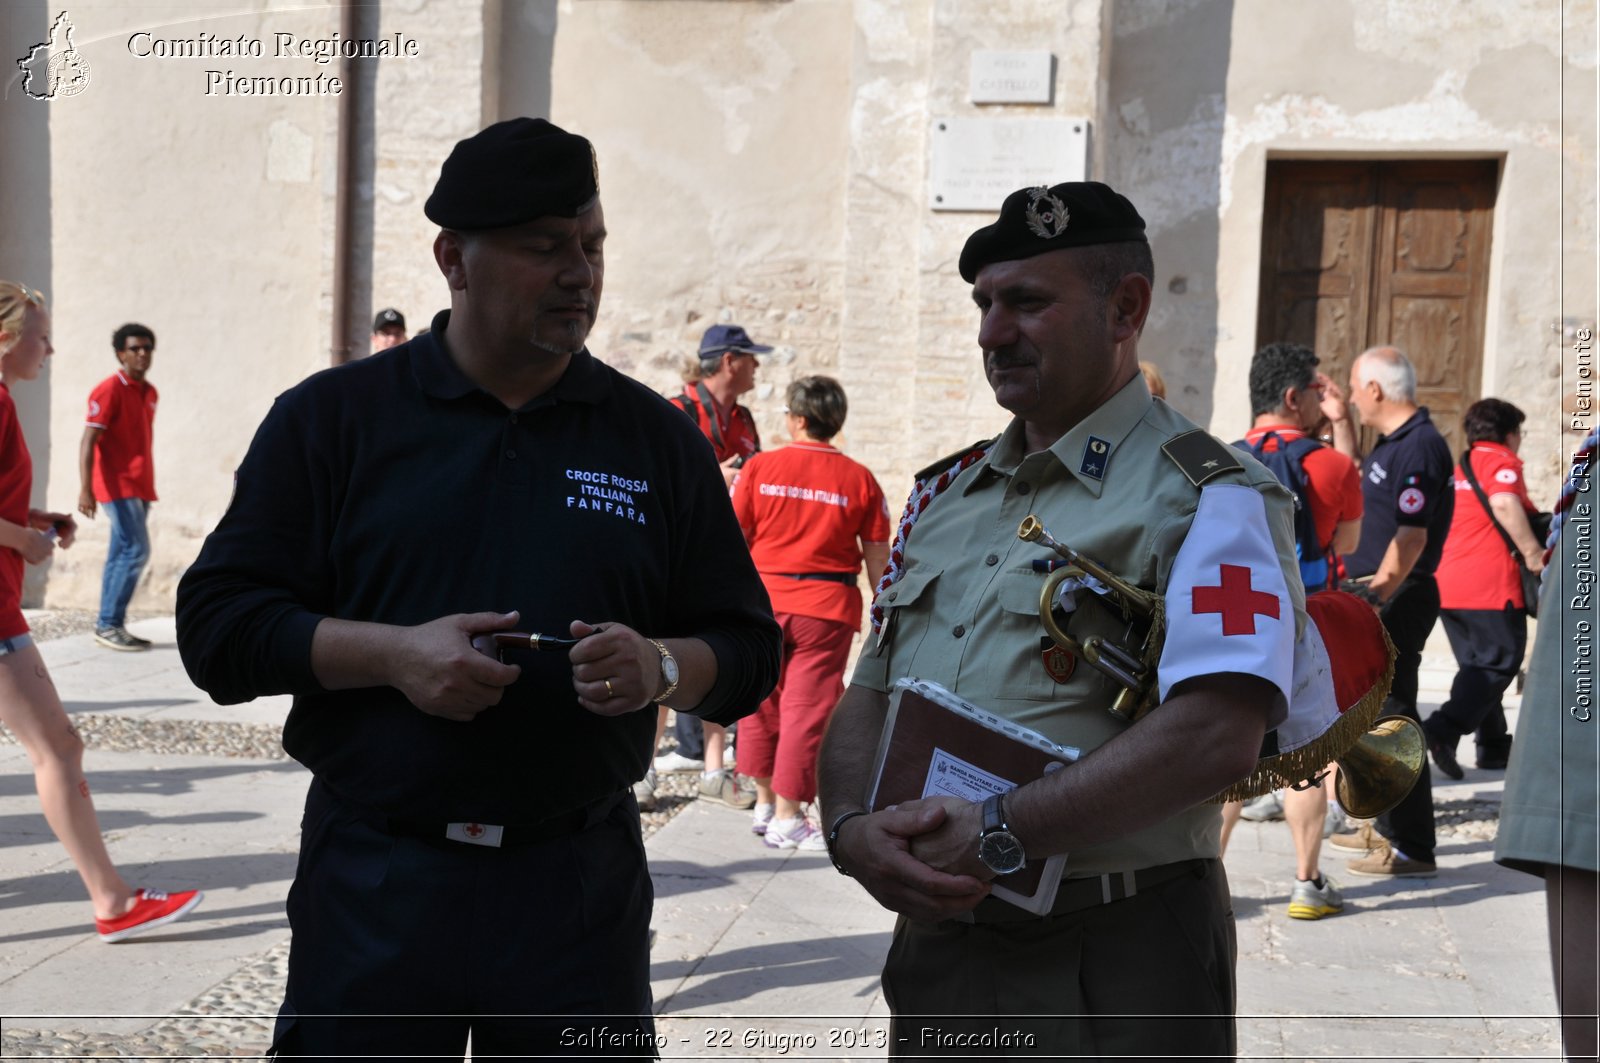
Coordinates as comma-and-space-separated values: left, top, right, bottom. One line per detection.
985, 350, 1033, 371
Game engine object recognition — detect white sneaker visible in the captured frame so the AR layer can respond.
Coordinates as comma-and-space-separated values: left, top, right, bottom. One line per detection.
654, 750, 704, 774
633, 768, 658, 813
1240, 791, 1285, 821
763, 816, 827, 851
751, 803, 775, 835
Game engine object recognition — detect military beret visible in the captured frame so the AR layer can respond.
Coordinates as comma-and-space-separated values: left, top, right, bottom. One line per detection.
958, 181, 1148, 282
424, 117, 599, 229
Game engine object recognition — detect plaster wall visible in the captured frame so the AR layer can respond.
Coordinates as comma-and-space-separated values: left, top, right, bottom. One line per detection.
32, 0, 493, 611
547, 0, 855, 456
35, 1, 339, 610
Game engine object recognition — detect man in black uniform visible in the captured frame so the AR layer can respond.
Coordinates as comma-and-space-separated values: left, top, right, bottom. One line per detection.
176, 118, 780, 1059
1327, 344, 1453, 877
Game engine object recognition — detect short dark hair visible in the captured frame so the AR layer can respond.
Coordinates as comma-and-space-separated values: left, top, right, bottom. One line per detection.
1078, 240, 1155, 307
786, 375, 848, 441
1248, 342, 1318, 418
112, 323, 155, 353
1462, 397, 1526, 444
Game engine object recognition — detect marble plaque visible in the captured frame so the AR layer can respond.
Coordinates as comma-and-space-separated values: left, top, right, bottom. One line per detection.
929, 118, 1089, 212
970, 50, 1053, 104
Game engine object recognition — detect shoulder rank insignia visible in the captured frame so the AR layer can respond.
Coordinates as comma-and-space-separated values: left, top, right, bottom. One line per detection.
913, 438, 997, 483
1161, 429, 1243, 487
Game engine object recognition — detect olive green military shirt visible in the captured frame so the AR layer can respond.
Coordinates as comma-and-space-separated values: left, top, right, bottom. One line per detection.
853, 374, 1303, 876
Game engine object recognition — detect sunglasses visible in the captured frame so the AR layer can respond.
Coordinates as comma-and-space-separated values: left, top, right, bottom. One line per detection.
2, 282, 46, 308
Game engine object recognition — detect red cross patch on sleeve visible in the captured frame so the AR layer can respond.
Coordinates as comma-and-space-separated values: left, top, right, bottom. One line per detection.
1157, 484, 1296, 705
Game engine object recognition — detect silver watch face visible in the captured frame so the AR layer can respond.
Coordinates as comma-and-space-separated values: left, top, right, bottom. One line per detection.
978, 830, 1026, 875
661, 654, 680, 685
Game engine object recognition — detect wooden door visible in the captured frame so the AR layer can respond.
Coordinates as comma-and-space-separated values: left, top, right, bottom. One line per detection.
1257, 159, 1498, 457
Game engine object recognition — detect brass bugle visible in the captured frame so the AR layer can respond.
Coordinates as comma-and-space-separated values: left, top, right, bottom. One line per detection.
1018, 515, 1165, 720
1331, 715, 1425, 820
1018, 516, 1156, 620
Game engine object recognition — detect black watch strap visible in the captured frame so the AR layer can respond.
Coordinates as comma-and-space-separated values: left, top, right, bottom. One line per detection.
827, 810, 869, 877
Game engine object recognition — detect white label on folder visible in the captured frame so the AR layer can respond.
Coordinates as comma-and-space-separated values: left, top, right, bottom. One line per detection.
922, 748, 1015, 801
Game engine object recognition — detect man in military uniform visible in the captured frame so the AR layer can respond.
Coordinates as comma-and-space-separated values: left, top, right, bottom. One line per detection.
817, 181, 1305, 1058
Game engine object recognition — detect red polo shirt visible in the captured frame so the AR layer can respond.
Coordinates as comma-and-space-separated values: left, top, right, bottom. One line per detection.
1437, 441, 1539, 610
85, 371, 158, 503
732, 441, 891, 630
1241, 423, 1363, 550
1, 384, 33, 636
675, 385, 759, 467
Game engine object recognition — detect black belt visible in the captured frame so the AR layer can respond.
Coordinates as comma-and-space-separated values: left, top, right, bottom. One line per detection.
773, 571, 856, 585
956, 858, 1209, 925
320, 779, 629, 850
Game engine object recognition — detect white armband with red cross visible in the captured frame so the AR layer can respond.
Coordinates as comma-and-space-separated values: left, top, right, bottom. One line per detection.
1156, 483, 1296, 706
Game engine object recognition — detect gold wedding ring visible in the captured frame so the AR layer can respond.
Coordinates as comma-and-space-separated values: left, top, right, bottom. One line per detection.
604, 678, 615, 698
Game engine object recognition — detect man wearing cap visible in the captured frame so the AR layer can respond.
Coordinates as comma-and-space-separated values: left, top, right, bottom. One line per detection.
370, 307, 407, 352
653, 323, 771, 809
176, 118, 779, 1059
673, 323, 769, 489
817, 182, 1304, 1057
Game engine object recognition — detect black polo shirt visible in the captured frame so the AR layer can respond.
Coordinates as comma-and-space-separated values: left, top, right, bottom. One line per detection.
1344, 407, 1456, 580
177, 311, 779, 823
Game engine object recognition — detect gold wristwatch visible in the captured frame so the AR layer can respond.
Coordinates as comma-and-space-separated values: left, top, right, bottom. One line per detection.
648, 638, 680, 704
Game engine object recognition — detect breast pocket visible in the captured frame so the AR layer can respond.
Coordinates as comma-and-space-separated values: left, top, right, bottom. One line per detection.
995, 572, 1060, 701
856, 565, 943, 690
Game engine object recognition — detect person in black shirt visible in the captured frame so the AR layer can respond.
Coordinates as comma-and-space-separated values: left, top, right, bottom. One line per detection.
176, 118, 779, 1060
1326, 345, 1454, 878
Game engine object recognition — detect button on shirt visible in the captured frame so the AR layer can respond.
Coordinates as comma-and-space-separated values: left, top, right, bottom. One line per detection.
1344, 408, 1455, 579
177, 310, 780, 824
854, 376, 1303, 876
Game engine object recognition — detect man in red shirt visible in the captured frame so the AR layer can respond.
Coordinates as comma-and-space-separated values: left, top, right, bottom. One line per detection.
673, 323, 766, 489
78, 323, 159, 652
655, 323, 773, 808
1228, 341, 1363, 920
1426, 398, 1545, 778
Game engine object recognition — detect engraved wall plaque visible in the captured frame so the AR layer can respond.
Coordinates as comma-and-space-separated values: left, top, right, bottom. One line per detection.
969, 50, 1053, 105
929, 118, 1089, 212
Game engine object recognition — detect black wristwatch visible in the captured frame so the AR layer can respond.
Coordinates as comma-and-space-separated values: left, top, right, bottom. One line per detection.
976, 792, 1026, 876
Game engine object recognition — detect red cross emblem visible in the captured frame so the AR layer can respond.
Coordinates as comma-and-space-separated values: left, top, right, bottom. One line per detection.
463, 823, 485, 839
1192, 564, 1280, 635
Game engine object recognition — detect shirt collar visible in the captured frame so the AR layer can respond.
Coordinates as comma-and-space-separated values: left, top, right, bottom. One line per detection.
1247, 422, 1306, 440
410, 309, 611, 409
1471, 440, 1517, 459
1376, 407, 1431, 444
966, 372, 1153, 499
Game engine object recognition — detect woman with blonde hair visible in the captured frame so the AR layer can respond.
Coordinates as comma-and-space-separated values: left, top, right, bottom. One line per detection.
0, 281, 200, 942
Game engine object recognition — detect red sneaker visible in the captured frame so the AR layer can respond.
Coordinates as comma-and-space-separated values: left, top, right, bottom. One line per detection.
95, 888, 204, 943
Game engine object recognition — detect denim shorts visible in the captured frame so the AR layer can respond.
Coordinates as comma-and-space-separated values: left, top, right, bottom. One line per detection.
0, 633, 35, 656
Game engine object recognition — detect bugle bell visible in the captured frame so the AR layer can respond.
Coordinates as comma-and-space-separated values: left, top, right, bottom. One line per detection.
1017, 515, 1165, 721
1328, 715, 1425, 820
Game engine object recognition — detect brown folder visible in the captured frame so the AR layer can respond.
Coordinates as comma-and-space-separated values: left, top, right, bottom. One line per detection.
868, 678, 1078, 913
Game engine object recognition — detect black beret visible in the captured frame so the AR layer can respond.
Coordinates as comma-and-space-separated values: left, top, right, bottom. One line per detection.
958, 181, 1147, 282
424, 117, 599, 229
